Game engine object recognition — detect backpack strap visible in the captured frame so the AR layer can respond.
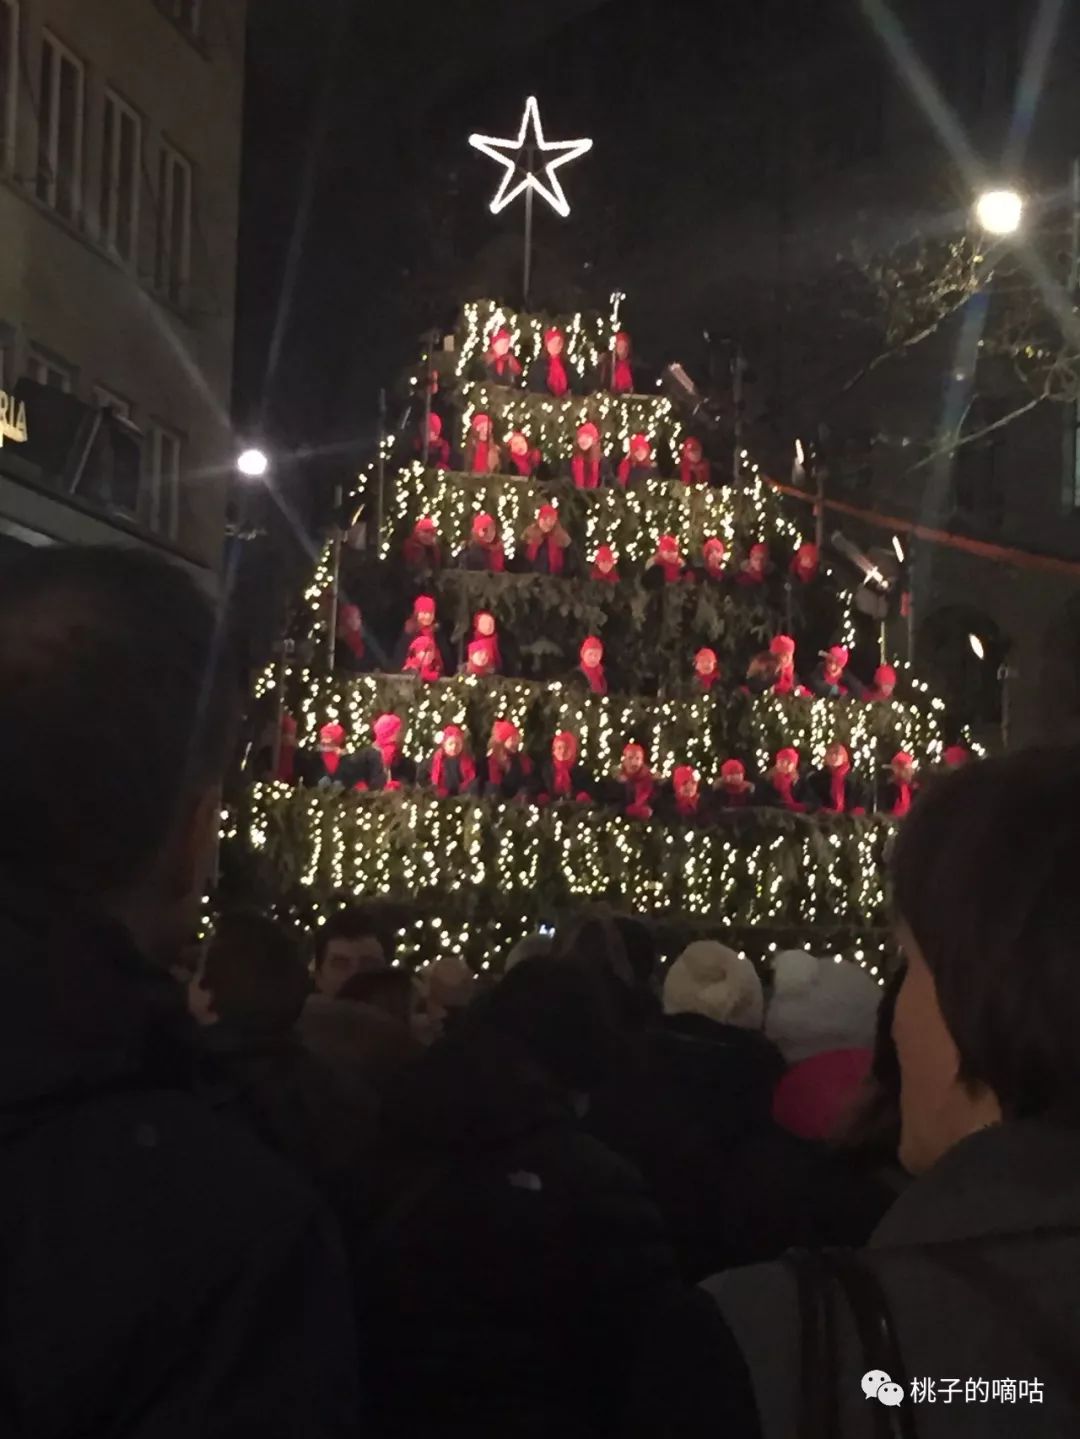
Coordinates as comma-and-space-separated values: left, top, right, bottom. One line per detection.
822, 1250, 919, 1439
785, 1250, 839, 1439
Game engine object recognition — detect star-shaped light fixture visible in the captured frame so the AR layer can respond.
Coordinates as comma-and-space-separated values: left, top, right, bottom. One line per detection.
469, 96, 592, 219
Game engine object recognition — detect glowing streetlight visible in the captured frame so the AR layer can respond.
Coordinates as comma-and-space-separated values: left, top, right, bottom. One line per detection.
236, 447, 269, 479
892, 535, 905, 564
974, 188, 1023, 236
969, 632, 986, 660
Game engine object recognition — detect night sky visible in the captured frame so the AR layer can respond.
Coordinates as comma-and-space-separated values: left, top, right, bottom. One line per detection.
233, 0, 838, 523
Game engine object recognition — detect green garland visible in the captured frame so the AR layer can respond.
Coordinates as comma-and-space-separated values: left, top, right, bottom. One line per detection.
289, 672, 942, 797
238, 787, 895, 936
383, 467, 808, 568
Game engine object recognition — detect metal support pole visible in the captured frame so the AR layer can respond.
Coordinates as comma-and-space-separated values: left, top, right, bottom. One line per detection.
326, 482, 343, 674
732, 344, 744, 485
813, 462, 826, 553
421, 346, 433, 468
523, 182, 534, 309
904, 541, 916, 666
374, 387, 387, 553
998, 662, 1015, 752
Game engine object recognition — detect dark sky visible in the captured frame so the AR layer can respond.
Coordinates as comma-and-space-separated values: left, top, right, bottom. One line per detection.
233, 0, 835, 503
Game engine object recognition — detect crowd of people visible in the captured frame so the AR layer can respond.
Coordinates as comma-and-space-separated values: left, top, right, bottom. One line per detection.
5, 543, 1078, 1437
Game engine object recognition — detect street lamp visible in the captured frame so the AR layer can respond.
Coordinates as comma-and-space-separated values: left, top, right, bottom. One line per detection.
892, 535, 905, 564
968, 632, 986, 660
236, 447, 269, 479
974, 188, 1023, 236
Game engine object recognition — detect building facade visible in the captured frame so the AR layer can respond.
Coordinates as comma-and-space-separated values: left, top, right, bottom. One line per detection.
0, 0, 246, 585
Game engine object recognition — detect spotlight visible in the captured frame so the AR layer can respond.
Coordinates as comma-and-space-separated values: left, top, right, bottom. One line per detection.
969, 633, 986, 660
892, 535, 905, 564
974, 189, 1023, 237
237, 447, 269, 478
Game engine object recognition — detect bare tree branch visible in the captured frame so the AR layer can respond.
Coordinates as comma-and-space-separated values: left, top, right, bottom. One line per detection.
905, 391, 1048, 474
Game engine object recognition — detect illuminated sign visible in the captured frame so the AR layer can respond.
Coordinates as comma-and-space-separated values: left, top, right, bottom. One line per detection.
0, 389, 27, 447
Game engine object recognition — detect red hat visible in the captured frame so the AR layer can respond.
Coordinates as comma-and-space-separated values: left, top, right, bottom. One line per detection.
467, 639, 492, 667
892, 751, 914, 768
943, 745, 970, 767
695, 647, 718, 671
595, 544, 616, 567
509, 429, 528, 451
703, 537, 725, 558
776, 747, 800, 768
414, 516, 436, 537
795, 541, 818, 566
875, 664, 897, 687
721, 759, 746, 781
538, 503, 559, 526
373, 713, 402, 746
471, 411, 491, 433
681, 435, 702, 455
673, 765, 697, 789
472, 512, 496, 541
491, 719, 518, 748
658, 533, 679, 554
442, 723, 464, 746
580, 635, 603, 663
544, 326, 564, 348
490, 326, 511, 348
473, 610, 496, 633
413, 595, 436, 621
407, 634, 435, 659
623, 742, 646, 765
629, 433, 651, 456
825, 644, 849, 667
576, 421, 599, 444
826, 743, 850, 767
319, 721, 345, 746
427, 413, 443, 438
750, 542, 769, 561
553, 731, 578, 761
615, 330, 631, 348
770, 634, 796, 659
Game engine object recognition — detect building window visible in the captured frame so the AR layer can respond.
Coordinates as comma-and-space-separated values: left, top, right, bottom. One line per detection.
36, 31, 84, 222
0, 1, 18, 173
156, 142, 192, 304
101, 90, 141, 263
147, 422, 182, 537
27, 347, 73, 392
92, 383, 131, 421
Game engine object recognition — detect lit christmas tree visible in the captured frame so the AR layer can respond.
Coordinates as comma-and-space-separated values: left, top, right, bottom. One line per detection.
227, 284, 960, 984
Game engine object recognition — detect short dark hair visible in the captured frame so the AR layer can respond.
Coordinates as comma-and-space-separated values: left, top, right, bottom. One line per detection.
0, 546, 240, 895
891, 748, 1080, 1121
314, 904, 394, 969
202, 911, 308, 1032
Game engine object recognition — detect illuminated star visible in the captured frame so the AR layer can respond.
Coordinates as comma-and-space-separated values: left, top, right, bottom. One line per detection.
468, 96, 592, 219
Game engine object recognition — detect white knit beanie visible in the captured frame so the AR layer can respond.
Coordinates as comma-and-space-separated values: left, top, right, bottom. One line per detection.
765, 950, 881, 1063
662, 941, 764, 1030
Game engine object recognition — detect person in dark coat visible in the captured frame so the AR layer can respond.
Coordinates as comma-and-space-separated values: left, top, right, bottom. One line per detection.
504, 429, 544, 478
673, 750, 1080, 1439
690, 646, 723, 697
802, 742, 866, 815
596, 328, 635, 393
876, 749, 919, 817
360, 955, 681, 1438
416, 411, 451, 469
566, 420, 608, 489
519, 502, 576, 575
334, 600, 368, 672
758, 746, 808, 810
295, 720, 362, 789
658, 765, 712, 825
713, 757, 758, 809
864, 662, 898, 703
350, 712, 417, 790
479, 325, 523, 386
536, 730, 594, 803
190, 911, 375, 1201
528, 325, 575, 395
392, 593, 453, 672
401, 515, 447, 576
479, 718, 533, 800
680, 435, 711, 486
611, 742, 656, 819
692, 536, 728, 586
0, 546, 359, 1436
455, 511, 506, 572
616, 433, 658, 489
417, 723, 478, 797
808, 643, 863, 699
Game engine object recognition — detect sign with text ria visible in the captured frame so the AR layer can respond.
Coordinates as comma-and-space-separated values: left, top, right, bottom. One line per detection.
0, 389, 27, 447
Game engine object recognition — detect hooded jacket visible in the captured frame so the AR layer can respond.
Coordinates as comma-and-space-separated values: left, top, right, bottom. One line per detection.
0, 878, 359, 1436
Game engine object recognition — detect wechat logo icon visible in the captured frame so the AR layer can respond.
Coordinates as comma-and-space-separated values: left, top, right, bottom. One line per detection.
862, 1370, 905, 1408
